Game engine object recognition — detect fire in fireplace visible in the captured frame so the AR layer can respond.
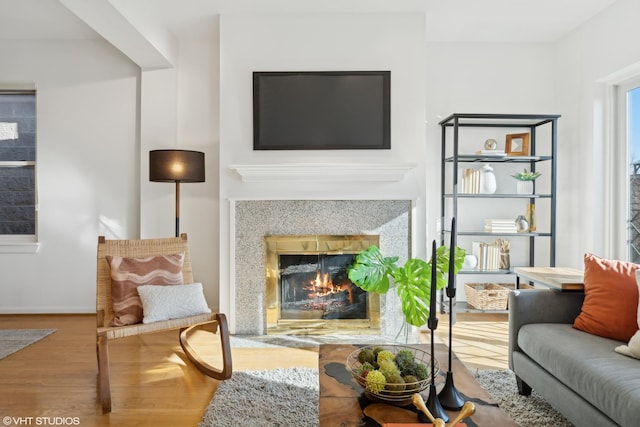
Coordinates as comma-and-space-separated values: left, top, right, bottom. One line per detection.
265, 235, 381, 334
279, 253, 367, 320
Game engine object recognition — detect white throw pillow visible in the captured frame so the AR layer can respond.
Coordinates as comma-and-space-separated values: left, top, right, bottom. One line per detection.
137, 282, 211, 324
615, 270, 640, 359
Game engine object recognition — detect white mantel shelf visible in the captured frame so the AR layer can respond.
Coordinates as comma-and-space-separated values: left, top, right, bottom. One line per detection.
229, 163, 416, 182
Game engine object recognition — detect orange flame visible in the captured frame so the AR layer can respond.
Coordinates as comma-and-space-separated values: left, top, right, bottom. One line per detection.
303, 272, 353, 304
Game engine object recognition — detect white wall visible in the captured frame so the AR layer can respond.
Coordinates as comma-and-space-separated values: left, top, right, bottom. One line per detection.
0, 40, 139, 313
422, 0, 640, 274
139, 25, 221, 309
424, 42, 557, 241
4, 2, 640, 313
217, 13, 428, 318
554, 0, 640, 267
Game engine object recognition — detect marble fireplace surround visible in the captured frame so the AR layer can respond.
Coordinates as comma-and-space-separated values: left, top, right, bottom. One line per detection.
232, 199, 412, 337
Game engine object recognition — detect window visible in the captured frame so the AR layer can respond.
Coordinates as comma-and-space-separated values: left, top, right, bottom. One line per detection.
0, 89, 37, 244
616, 79, 640, 262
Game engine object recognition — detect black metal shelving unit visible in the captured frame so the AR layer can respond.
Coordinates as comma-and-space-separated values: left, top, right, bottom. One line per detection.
439, 113, 560, 311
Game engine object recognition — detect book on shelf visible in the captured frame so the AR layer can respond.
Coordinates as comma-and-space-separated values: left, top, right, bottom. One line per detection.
459, 167, 480, 194
471, 241, 503, 271
484, 218, 517, 233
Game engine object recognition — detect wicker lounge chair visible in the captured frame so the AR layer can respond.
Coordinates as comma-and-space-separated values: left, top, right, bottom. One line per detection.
96, 234, 232, 413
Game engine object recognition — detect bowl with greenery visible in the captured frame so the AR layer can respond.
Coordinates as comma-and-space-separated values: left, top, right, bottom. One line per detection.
347, 344, 439, 405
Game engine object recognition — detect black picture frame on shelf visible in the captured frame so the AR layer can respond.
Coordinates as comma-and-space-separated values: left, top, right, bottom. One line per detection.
253, 71, 391, 150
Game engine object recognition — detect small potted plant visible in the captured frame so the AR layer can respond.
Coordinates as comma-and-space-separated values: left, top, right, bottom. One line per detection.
511, 168, 541, 194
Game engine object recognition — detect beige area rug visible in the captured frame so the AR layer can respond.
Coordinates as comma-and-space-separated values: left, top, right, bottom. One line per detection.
199, 367, 573, 427
473, 369, 574, 427
199, 367, 318, 427
0, 329, 56, 360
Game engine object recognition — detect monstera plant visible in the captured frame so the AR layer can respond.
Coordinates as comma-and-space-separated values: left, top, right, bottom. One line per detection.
347, 245, 465, 327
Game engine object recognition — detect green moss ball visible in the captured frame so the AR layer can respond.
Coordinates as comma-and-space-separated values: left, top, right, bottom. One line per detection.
365, 370, 386, 393
385, 374, 406, 392
376, 350, 395, 364
357, 348, 375, 364
372, 346, 386, 358
403, 375, 419, 391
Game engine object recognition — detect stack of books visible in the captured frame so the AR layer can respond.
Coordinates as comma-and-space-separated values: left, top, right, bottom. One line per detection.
475, 149, 506, 157
471, 241, 502, 271
484, 219, 517, 233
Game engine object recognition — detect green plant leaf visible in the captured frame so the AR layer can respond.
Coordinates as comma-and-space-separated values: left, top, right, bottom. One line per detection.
347, 245, 398, 294
434, 245, 467, 289
347, 244, 467, 327
511, 168, 541, 181
393, 258, 432, 327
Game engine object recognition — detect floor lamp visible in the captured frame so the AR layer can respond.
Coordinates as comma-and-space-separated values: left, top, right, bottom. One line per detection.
149, 149, 205, 237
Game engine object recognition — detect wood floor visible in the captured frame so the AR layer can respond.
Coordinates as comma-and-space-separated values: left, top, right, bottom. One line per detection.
0, 312, 508, 426
431, 311, 510, 370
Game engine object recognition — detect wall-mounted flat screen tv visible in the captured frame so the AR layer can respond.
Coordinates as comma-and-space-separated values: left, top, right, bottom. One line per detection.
253, 71, 390, 150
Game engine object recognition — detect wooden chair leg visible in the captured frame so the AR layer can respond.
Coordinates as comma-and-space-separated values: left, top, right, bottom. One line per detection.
97, 334, 112, 413
180, 313, 233, 380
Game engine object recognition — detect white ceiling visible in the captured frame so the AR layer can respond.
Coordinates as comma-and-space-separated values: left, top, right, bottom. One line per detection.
0, 0, 619, 43
0, 0, 100, 40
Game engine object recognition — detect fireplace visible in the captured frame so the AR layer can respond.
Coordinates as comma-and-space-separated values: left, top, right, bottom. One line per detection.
265, 235, 381, 334
232, 199, 410, 337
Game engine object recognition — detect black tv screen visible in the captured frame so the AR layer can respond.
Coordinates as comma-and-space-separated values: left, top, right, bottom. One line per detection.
253, 71, 390, 150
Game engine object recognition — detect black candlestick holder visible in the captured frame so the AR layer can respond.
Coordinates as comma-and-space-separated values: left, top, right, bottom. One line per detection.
438, 286, 465, 410
420, 311, 449, 423
418, 240, 449, 423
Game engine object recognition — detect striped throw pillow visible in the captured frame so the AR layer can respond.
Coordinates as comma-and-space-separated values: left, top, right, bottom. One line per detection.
106, 253, 185, 326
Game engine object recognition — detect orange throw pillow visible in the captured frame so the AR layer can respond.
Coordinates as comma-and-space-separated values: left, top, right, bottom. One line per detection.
573, 253, 640, 342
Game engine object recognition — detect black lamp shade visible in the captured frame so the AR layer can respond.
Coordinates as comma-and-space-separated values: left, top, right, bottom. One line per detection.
149, 150, 205, 183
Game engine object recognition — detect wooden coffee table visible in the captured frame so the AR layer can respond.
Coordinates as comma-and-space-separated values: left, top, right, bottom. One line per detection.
318, 343, 517, 426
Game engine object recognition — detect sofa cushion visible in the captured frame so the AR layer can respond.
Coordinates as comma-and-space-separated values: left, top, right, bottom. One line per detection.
573, 253, 639, 342
106, 253, 185, 326
519, 323, 640, 427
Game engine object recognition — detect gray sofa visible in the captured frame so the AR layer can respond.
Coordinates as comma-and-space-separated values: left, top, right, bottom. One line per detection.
509, 289, 640, 427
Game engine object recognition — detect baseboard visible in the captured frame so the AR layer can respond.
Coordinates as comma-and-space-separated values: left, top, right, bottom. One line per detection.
0, 307, 95, 314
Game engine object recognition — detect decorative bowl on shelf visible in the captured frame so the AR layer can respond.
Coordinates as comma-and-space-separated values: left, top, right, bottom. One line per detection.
346, 345, 439, 406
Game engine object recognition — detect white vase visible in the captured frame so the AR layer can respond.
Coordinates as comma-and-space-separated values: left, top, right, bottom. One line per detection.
479, 164, 497, 194
517, 180, 534, 195
463, 254, 478, 270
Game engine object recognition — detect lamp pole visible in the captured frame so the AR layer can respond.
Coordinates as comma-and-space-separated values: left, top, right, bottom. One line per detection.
174, 181, 180, 237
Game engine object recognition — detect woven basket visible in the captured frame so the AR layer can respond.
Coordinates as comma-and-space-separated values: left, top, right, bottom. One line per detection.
464, 283, 510, 310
